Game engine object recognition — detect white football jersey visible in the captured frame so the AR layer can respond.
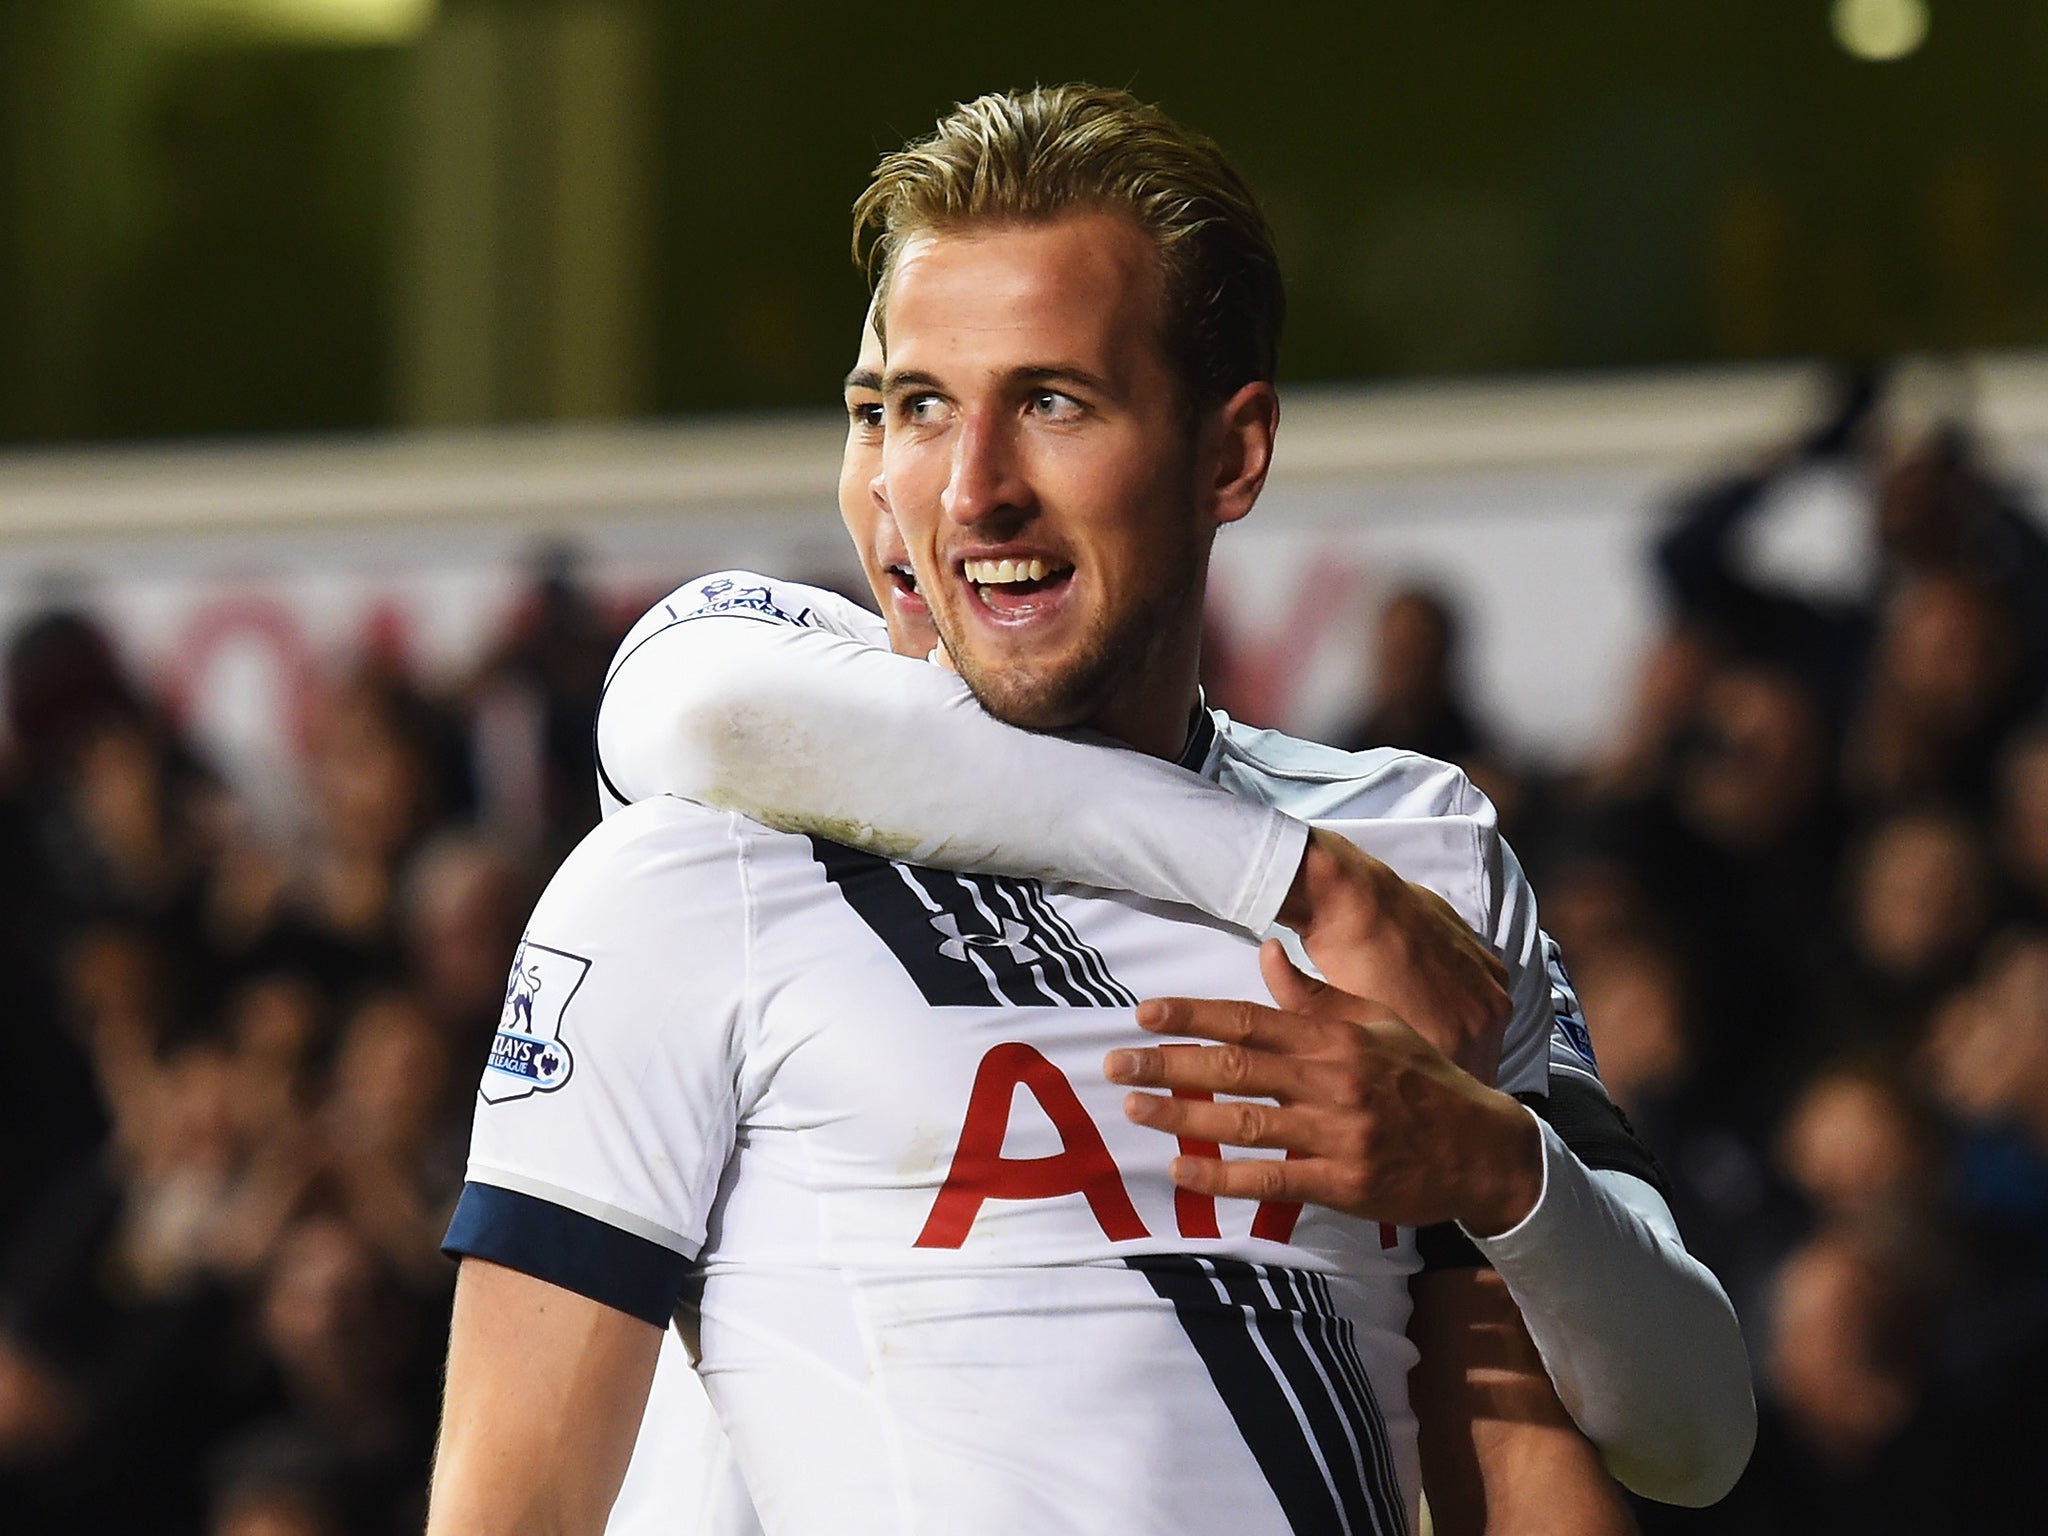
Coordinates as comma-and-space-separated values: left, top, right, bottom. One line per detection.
450, 760, 1566, 1535
454, 570, 1630, 1534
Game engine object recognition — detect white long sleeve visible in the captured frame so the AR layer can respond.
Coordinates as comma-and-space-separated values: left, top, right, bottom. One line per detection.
1471, 1116, 1756, 1507
596, 595, 1307, 934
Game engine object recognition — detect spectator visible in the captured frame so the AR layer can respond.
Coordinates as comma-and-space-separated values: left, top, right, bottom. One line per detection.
1576, 938, 1691, 1124
1830, 808, 1994, 1050
207, 1425, 347, 1536
254, 1217, 436, 1535
320, 992, 463, 1288
469, 546, 613, 855
399, 833, 533, 1056
1611, 660, 1843, 1115
1843, 572, 2031, 812
295, 673, 440, 972
1920, 930, 2048, 1238
1656, 379, 2048, 715
1341, 584, 1491, 766
1994, 722, 2048, 925
1775, 1059, 1942, 1224
0, 1038, 279, 1535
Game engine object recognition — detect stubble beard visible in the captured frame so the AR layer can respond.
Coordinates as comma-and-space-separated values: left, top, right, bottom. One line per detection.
943, 537, 1206, 737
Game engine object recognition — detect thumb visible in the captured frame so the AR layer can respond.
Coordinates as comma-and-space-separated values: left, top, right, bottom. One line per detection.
1260, 939, 1338, 1015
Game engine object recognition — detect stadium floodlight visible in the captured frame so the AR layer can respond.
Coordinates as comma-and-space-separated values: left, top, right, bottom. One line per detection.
1831, 0, 1930, 62
140, 0, 440, 46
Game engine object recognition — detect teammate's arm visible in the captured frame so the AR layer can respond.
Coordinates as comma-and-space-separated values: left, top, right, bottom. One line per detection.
598, 580, 1303, 928
429, 1260, 660, 1536
597, 580, 1509, 1074
1110, 940, 1754, 1508
1408, 1268, 1636, 1536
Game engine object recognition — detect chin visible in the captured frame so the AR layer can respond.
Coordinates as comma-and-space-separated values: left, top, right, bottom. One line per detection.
955, 652, 1103, 733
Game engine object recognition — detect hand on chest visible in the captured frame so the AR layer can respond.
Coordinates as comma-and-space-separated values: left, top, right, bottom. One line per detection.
744, 846, 1408, 1269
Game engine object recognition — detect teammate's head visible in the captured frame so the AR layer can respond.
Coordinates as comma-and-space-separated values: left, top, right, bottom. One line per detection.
856, 86, 1284, 756
838, 310, 935, 658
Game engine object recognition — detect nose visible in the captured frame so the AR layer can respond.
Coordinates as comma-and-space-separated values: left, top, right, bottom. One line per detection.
942, 409, 1031, 529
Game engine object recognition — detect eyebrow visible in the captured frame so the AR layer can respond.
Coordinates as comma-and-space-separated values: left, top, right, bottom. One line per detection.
881, 368, 944, 396
843, 367, 882, 392
1015, 364, 1116, 398
879, 364, 1118, 397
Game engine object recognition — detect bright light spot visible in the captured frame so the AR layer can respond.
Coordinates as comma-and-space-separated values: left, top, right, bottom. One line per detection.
143, 0, 440, 46
1832, 0, 1930, 62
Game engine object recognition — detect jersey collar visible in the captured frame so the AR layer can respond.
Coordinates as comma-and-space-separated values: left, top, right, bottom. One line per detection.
1176, 696, 1219, 773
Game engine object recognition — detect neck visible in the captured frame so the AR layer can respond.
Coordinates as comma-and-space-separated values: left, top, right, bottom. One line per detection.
1082, 602, 1208, 761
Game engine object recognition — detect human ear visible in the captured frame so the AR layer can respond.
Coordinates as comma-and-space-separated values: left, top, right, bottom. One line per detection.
1204, 381, 1279, 528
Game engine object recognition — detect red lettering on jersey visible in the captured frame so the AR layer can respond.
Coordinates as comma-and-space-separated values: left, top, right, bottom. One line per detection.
915, 1043, 1149, 1248
1171, 1089, 1221, 1240
1175, 1109, 1395, 1247
1249, 1153, 1304, 1244
1243, 1160, 1396, 1247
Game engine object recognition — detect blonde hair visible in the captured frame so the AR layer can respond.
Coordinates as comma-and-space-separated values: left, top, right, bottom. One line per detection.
853, 85, 1284, 410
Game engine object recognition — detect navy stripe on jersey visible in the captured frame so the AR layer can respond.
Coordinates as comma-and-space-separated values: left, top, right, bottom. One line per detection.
1024, 879, 1140, 1006
1127, 1255, 1406, 1536
808, 837, 1129, 1008
981, 874, 1139, 1007
1300, 1270, 1407, 1535
443, 1182, 688, 1328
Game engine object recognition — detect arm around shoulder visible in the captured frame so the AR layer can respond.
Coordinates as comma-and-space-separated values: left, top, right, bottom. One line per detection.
597, 597, 1307, 931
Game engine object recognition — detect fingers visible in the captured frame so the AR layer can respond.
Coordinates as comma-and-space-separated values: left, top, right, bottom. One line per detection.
1165, 1149, 1353, 1211
1136, 989, 1392, 1048
1134, 993, 1301, 1048
1121, 1087, 1304, 1150
1107, 1036, 1339, 1111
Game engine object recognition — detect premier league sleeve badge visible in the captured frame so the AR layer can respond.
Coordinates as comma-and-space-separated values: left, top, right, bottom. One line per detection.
480, 938, 590, 1104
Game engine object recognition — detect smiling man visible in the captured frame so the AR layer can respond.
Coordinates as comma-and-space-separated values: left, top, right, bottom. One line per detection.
428, 87, 1750, 1536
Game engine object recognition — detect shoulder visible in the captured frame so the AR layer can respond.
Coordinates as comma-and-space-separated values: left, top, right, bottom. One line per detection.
534, 797, 747, 936
1212, 717, 1488, 824
608, 569, 886, 680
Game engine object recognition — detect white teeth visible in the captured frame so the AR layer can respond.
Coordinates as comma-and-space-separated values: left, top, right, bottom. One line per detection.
962, 557, 1067, 585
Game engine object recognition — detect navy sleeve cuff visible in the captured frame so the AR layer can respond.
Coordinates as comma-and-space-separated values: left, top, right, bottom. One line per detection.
1416, 1220, 1490, 1272
1519, 1078, 1671, 1201
443, 1181, 690, 1328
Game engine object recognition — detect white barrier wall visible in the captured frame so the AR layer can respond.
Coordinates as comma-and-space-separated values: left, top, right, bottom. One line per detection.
4, 357, 2046, 812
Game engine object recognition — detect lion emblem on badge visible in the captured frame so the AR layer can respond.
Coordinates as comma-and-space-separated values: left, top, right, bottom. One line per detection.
480, 939, 590, 1104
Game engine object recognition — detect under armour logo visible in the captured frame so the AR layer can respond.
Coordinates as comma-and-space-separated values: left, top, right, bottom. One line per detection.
931, 912, 1039, 965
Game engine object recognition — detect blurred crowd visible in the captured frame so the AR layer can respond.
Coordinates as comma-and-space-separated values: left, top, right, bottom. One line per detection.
0, 566, 610, 1536
1313, 377, 2048, 1531
1, 377, 2045, 1533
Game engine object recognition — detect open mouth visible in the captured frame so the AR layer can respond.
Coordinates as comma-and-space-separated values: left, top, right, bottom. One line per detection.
885, 563, 928, 610
960, 556, 1076, 617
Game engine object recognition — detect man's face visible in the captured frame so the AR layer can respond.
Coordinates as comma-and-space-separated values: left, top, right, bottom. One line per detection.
879, 211, 1219, 741
840, 321, 936, 658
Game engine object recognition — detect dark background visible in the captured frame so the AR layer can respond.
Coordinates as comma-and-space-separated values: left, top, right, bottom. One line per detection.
2, 0, 2042, 444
